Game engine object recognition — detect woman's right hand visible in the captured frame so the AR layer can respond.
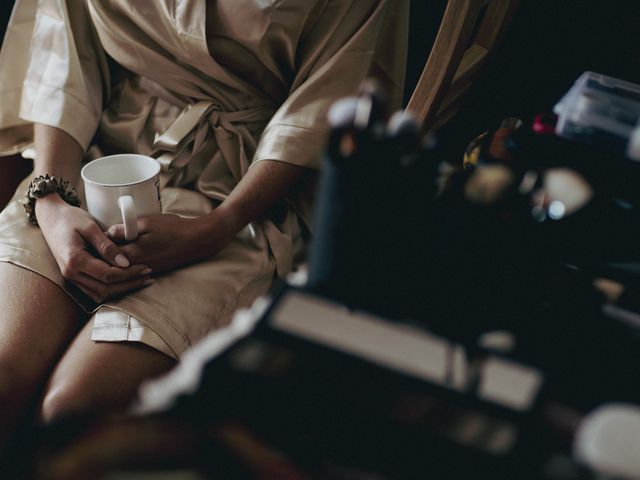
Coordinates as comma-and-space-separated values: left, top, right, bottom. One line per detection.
36, 194, 154, 303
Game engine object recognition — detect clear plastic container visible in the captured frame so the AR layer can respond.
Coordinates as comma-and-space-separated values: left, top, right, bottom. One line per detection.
553, 71, 640, 159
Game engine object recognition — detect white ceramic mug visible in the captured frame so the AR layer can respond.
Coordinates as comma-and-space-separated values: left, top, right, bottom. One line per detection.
81, 154, 161, 241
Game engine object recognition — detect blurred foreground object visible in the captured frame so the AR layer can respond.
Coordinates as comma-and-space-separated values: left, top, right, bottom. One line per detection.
29, 288, 640, 480
25, 75, 640, 480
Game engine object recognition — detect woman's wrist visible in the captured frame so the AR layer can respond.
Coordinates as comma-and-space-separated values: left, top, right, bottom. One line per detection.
34, 192, 65, 213
188, 160, 309, 257
191, 204, 244, 256
34, 193, 70, 226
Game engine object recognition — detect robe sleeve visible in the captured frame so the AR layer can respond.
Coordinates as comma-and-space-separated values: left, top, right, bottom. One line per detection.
252, 0, 409, 170
0, 0, 109, 155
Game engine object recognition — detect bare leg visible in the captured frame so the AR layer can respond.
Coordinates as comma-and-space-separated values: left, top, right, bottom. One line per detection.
0, 263, 83, 451
38, 319, 176, 425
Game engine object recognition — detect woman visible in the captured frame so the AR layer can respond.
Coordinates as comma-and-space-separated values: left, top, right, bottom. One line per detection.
0, 0, 408, 448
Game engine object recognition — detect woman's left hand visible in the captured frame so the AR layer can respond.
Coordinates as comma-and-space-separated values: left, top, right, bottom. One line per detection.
106, 213, 230, 273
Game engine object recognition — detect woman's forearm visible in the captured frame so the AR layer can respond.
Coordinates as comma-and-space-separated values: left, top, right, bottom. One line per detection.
33, 124, 84, 186
198, 159, 311, 248
109, 159, 312, 270
33, 124, 85, 218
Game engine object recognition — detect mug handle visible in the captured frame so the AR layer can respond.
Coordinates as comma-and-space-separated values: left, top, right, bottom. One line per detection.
118, 195, 138, 241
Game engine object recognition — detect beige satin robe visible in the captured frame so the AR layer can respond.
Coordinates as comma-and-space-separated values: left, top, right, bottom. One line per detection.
0, 0, 409, 358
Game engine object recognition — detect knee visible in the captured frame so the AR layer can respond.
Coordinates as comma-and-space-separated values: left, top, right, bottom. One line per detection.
37, 374, 138, 426
37, 382, 93, 426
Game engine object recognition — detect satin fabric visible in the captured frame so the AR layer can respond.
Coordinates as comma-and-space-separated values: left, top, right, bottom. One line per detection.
0, 0, 409, 358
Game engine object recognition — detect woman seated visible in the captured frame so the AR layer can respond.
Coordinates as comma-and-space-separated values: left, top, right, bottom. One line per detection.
0, 0, 408, 453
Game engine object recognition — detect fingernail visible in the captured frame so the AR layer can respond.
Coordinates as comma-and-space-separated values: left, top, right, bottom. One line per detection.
142, 279, 155, 287
115, 254, 130, 267
140, 267, 152, 275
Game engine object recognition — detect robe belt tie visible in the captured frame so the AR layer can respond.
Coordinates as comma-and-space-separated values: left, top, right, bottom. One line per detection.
152, 100, 274, 173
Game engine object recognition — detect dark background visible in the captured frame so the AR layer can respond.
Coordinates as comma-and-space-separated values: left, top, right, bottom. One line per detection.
406, 0, 640, 154
1, 0, 640, 157
0, 3, 10, 45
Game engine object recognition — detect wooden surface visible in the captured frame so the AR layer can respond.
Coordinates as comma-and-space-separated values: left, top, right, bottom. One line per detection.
406, 0, 519, 131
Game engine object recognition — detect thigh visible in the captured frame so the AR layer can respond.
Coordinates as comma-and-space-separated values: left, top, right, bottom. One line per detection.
0, 263, 82, 451
38, 318, 176, 425
0, 263, 82, 400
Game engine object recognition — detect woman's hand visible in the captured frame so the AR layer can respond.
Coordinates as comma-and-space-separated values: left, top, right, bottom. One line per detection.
106, 159, 312, 274
106, 213, 232, 273
36, 194, 154, 303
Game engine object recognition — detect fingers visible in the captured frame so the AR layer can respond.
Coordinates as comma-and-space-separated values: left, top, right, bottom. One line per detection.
59, 249, 151, 284
107, 218, 151, 243
82, 252, 152, 283
82, 222, 130, 267
120, 243, 146, 265
73, 272, 154, 304
106, 224, 127, 243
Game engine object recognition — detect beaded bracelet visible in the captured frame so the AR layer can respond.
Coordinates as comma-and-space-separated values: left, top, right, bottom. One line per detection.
22, 174, 81, 226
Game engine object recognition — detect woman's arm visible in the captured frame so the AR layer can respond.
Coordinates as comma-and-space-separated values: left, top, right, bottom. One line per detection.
109, 159, 310, 272
32, 124, 84, 181
33, 124, 152, 302
203, 159, 309, 246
